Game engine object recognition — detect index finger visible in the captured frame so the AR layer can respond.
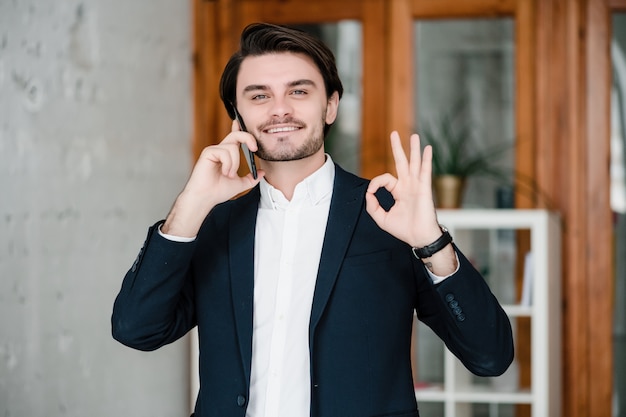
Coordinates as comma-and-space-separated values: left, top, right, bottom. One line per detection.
226, 120, 258, 152
409, 133, 422, 177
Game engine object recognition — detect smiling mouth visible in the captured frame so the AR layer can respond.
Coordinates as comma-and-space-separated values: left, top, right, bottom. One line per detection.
264, 126, 301, 134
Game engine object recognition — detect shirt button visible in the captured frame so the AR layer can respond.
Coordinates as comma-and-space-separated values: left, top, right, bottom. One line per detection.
236, 394, 246, 407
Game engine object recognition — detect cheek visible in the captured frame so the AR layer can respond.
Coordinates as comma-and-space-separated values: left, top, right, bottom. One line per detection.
246, 110, 267, 132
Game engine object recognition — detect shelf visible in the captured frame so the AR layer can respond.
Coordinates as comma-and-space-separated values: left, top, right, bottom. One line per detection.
413, 209, 561, 417
416, 382, 533, 402
414, 383, 445, 401
415, 389, 446, 402
416, 388, 533, 404
501, 304, 533, 317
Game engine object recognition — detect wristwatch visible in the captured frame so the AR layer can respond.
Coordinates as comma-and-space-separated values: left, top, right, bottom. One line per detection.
411, 225, 453, 259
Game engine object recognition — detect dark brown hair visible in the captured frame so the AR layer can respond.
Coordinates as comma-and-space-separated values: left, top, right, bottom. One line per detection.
219, 23, 344, 133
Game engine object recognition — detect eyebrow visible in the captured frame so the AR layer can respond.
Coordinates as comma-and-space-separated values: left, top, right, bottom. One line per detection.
242, 79, 318, 93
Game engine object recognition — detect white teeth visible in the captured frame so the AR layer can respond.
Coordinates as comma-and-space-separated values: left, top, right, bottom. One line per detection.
266, 126, 299, 134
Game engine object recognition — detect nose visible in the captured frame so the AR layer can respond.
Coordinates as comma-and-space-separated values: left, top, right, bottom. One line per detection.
268, 95, 293, 119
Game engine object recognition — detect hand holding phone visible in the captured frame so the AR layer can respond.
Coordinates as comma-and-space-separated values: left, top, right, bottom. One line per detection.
230, 103, 258, 179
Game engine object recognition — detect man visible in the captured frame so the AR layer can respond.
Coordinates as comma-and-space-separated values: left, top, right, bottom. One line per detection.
112, 23, 513, 417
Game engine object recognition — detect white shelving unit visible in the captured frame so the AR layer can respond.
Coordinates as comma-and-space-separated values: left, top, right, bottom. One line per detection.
415, 209, 561, 417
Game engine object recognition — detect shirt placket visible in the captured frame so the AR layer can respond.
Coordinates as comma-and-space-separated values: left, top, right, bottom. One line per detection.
263, 203, 299, 416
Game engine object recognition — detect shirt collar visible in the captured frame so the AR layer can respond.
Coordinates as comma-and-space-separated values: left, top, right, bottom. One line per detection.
259, 155, 335, 210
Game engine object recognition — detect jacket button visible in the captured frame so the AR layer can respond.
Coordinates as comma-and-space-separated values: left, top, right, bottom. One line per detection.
445, 293, 455, 302
236, 395, 246, 407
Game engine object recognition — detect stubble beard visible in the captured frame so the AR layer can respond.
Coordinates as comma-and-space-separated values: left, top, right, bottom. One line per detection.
254, 113, 326, 162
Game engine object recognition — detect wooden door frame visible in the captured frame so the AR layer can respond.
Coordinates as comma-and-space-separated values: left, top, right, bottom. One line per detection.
534, 0, 615, 415
192, 1, 620, 415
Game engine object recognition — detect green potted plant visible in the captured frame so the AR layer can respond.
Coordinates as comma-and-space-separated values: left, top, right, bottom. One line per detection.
420, 104, 512, 208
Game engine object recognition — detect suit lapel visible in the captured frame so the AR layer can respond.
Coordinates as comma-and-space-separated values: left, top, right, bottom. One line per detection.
309, 166, 367, 335
229, 187, 260, 385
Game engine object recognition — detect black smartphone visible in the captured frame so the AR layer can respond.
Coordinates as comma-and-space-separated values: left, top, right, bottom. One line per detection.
230, 102, 257, 179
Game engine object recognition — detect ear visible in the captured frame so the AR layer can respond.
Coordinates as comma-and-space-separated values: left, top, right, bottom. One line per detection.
324, 91, 340, 125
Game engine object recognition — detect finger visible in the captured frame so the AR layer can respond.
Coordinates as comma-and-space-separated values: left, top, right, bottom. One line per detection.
244, 135, 259, 153
242, 169, 265, 186
203, 145, 240, 178
365, 190, 385, 225
228, 120, 259, 153
420, 144, 433, 185
217, 149, 238, 178
409, 134, 422, 177
390, 131, 409, 177
367, 173, 398, 194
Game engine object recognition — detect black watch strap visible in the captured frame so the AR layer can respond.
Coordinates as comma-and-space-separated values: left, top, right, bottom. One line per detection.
411, 226, 453, 259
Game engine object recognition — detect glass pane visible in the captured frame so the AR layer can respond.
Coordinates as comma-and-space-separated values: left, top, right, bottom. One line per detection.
611, 12, 626, 417
414, 19, 515, 208
294, 22, 363, 174
451, 227, 524, 306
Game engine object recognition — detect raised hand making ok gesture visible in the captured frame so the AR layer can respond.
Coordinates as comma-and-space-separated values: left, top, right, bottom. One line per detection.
365, 131, 457, 275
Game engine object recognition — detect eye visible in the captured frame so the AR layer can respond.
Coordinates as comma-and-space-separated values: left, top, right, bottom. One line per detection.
251, 94, 269, 100
291, 89, 307, 96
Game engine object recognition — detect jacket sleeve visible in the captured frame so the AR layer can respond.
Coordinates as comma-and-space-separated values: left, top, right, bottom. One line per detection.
111, 221, 198, 351
416, 245, 514, 377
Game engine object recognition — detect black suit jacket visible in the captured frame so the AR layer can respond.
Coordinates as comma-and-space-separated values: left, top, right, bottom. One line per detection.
112, 165, 513, 417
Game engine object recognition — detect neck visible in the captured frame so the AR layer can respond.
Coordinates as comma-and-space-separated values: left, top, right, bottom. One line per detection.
261, 151, 326, 201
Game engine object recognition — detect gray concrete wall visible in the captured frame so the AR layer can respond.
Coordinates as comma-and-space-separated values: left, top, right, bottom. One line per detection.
0, 1, 193, 416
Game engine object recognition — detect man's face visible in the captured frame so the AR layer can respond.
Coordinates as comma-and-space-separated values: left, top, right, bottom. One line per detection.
236, 52, 339, 162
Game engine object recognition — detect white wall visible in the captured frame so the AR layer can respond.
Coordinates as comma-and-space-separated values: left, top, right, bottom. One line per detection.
0, 1, 193, 416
